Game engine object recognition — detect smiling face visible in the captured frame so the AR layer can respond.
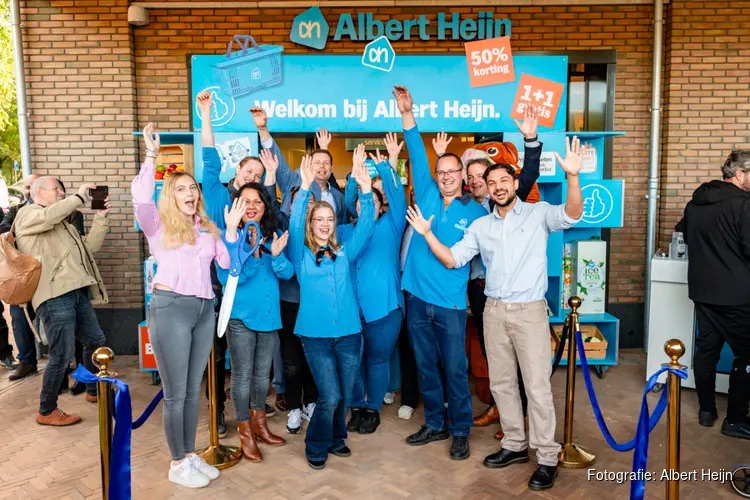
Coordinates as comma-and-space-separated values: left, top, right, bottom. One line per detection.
236, 157, 264, 186
174, 175, 200, 217
310, 205, 335, 244
466, 160, 490, 201
486, 165, 518, 208
312, 151, 333, 183
237, 186, 265, 224
435, 155, 464, 198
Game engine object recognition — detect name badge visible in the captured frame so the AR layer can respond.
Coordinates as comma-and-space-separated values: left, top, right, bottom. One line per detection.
453, 223, 468, 232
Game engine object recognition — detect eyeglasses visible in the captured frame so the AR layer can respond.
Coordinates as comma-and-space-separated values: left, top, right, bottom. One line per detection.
436, 168, 463, 178
312, 217, 335, 224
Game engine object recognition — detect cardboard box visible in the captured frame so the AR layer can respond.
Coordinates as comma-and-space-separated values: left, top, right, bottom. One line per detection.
550, 324, 607, 360
573, 240, 607, 314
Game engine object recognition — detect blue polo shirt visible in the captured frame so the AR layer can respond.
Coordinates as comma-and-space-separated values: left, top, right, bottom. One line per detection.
401, 125, 487, 310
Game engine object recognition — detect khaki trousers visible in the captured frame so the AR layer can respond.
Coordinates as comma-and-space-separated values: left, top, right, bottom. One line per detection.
483, 298, 560, 466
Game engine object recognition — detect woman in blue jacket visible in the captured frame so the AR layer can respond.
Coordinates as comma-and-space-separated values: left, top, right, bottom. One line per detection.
340, 149, 407, 435
218, 182, 294, 463
287, 146, 376, 470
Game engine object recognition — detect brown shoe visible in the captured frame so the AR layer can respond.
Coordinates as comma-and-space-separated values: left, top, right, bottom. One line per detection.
9, 362, 37, 381
494, 427, 504, 440
85, 393, 97, 403
238, 420, 263, 462
36, 408, 81, 426
473, 405, 500, 427
275, 394, 289, 412
251, 409, 286, 446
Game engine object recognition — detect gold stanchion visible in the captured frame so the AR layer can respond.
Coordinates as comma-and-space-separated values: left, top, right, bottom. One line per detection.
664, 339, 686, 500
197, 344, 241, 469
558, 296, 596, 468
92, 347, 116, 500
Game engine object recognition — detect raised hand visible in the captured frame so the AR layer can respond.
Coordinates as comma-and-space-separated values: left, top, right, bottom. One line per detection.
316, 128, 332, 150
432, 132, 453, 156
384, 132, 404, 158
406, 205, 434, 236
249, 106, 268, 130
271, 230, 289, 257
259, 148, 279, 176
514, 104, 539, 140
368, 148, 386, 165
196, 90, 213, 118
352, 157, 372, 194
224, 197, 247, 231
352, 143, 366, 172
299, 154, 314, 190
392, 85, 414, 114
77, 183, 96, 203
143, 123, 160, 154
555, 136, 583, 176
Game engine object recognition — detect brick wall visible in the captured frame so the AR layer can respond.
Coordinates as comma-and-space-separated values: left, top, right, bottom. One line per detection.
134, 4, 655, 304
20, 0, 141, 309
658, 0, 750, 248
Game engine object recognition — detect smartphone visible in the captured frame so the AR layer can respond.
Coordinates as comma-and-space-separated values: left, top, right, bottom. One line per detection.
90, 186, 109, 210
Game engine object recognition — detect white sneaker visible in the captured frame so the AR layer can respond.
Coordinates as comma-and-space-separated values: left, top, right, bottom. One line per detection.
383, 392, 396, 405
287, 408, 302, 434
398, 405, 414, 420
187, 453, 220, 480
302, 403, 316, 422
168, 459, 210, 489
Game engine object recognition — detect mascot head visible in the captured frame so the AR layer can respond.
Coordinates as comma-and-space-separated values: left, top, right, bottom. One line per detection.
462, 141, 540, 204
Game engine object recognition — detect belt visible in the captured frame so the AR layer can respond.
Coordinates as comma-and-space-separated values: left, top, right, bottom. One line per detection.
471, 278, 486, 287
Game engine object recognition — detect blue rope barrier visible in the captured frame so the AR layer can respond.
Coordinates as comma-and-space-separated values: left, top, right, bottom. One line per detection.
574, 325, 687, 500
72, 365, 164, 500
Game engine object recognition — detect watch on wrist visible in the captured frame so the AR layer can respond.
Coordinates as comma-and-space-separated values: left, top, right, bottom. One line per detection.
524, 136, 539, 143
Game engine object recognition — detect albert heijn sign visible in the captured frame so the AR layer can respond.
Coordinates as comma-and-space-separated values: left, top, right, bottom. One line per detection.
291, 7, 512, 50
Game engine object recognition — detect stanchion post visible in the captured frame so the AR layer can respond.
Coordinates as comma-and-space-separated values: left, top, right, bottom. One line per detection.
558, 296, 596, 469
664, 339, 686, 500
92, 347, 116, 500
197, 344, 242, 469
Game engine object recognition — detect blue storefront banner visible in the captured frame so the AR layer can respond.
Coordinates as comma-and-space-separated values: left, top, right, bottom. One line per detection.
191, 54, 568, 133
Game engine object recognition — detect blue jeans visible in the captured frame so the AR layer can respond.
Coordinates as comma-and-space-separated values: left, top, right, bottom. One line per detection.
406, 293, 472, 437
36, 289, 106, 414
272, 333, 285, 395
226, 320, 277, 420
11, 304, 37, 365
352, 309, 402, 411
300, 333, 362, 462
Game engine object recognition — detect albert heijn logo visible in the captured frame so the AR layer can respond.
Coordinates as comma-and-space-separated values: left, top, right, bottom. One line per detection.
291, 7, 329, 50
362, 35, 396, 72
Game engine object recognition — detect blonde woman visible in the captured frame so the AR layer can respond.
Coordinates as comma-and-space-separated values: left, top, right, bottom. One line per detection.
132, 123, 235, 489
287, 145, 376, 470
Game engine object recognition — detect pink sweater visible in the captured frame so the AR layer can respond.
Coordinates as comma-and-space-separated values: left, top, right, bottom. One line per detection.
132, 162, 230, 300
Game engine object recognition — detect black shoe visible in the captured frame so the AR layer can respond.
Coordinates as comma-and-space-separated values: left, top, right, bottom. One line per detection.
483, 448, 530, 468
330, 445, 351, 458
358, 410, 380, 434
406, 425, 450, 446
720, 418, 750, 440
450, 436, 470, 460
528, 465, 558, 491
70, 381, 86, 396
699, 410, 719, 427
217, 409, 227, 438
307, 458, 326, 470
0, 352, 15, 370
347, 408, 365, 432
265, 403, 276, 417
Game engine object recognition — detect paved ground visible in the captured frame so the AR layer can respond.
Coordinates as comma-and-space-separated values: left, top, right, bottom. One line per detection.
0, 346, 747, 499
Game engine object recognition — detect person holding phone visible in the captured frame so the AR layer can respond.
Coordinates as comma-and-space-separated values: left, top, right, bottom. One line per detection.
287, 149, 376, 470
133, 123, 232, 489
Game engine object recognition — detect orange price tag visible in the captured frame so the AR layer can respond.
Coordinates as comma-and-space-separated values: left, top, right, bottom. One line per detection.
464, 36, 515, 88
510, 74, 565, 128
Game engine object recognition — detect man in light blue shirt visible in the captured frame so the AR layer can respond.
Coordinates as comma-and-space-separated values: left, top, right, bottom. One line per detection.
406, 136, 584, 492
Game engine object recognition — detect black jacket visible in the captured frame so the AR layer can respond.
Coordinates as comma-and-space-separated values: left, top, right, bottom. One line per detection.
682, 180, 750, 306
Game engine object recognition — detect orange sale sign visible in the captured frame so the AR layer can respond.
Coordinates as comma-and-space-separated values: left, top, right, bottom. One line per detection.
464, 36, 515, 88
510, 74, 565, 128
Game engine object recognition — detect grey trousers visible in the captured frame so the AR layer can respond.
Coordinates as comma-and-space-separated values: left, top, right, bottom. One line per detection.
226, 319, 277, 420
148, 289, 215, 460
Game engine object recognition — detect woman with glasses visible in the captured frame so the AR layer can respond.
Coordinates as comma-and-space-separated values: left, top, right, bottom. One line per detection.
287, 145, 376, 470
341, 136, 408, 435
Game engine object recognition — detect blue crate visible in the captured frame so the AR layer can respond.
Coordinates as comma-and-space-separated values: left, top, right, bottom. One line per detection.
213, 35, 284, 98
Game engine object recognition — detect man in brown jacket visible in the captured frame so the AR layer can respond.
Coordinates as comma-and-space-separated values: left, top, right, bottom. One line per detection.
15, 177, 110, 426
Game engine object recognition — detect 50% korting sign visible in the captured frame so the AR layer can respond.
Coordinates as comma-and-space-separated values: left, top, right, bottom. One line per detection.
464, 36, 515, 88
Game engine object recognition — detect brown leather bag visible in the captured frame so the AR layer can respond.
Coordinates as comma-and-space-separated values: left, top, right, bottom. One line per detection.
0, 221, 41, 305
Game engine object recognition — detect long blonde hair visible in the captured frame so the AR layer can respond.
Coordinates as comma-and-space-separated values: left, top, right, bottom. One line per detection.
158, 172, 220, 248
304, 201, 341, 254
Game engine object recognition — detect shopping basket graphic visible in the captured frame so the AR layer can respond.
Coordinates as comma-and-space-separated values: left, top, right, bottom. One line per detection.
213, 35, 284, 98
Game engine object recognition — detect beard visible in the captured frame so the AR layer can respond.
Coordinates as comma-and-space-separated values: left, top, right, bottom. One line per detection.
494, 192, 517, 207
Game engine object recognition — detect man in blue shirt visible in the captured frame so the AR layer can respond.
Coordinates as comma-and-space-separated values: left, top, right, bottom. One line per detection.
394, 85, 487, 460
407, 136, 584, 491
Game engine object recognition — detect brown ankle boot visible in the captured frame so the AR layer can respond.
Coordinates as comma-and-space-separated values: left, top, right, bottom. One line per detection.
238, 420, 263, 462
250, 409, 286, 446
